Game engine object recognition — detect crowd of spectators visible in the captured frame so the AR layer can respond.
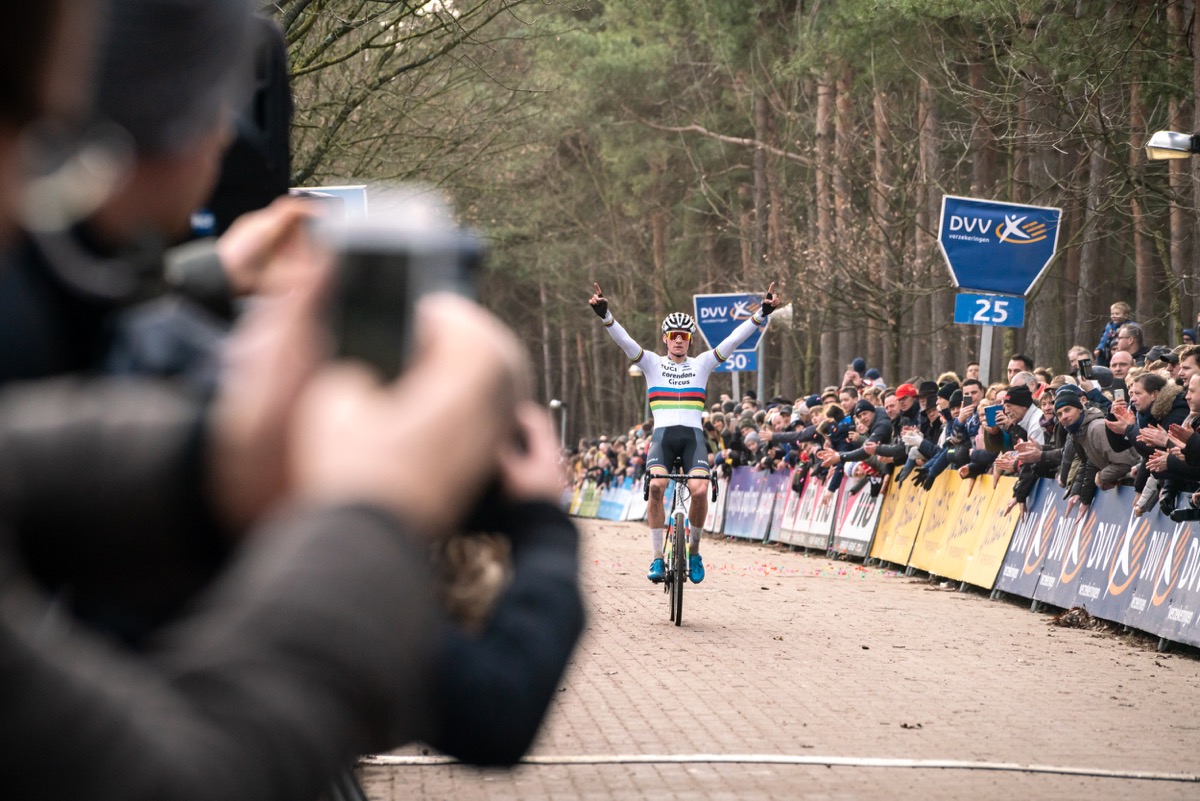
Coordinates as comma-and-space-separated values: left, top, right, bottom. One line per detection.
570, 305, 1200, 523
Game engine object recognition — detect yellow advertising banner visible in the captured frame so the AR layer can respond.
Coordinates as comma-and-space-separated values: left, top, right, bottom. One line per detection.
908, 471, 971, 574
875, 475, 930, 566
960, 475, 1021, 590
924, 474, 997, 581
868, 477, 902, 561
577, 484, 601, 518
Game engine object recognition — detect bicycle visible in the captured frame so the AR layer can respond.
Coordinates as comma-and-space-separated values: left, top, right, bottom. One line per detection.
643, 462, 718, 626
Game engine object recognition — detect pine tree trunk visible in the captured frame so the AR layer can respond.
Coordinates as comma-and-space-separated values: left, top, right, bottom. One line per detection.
815, 69, 836, 387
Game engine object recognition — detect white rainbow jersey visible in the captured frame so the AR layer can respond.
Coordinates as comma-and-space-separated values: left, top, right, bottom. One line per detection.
600, 310, 766, 429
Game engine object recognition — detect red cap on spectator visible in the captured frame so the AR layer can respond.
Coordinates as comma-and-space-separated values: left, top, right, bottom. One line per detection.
895, 383, 918, 399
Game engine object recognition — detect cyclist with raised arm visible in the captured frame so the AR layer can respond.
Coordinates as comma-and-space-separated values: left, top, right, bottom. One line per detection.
589, 281, 780, 584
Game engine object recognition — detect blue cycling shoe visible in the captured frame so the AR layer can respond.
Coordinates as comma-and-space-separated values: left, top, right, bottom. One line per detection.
647, 558, 665, 583
688, 553, 705, 584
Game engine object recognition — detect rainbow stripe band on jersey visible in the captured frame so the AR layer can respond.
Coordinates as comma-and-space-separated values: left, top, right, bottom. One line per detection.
648, 388, 706, 414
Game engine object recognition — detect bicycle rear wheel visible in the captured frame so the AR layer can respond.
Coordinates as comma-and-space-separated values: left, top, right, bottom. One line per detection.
672, 511, 685, 625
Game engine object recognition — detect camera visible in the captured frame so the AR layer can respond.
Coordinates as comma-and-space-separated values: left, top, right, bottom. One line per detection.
1171, 504, 1200, 522
1076, 358, 1093, 379
318, 189, 482, 381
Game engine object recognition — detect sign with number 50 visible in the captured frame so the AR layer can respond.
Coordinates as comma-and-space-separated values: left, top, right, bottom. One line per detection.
953, 292, 1026, 328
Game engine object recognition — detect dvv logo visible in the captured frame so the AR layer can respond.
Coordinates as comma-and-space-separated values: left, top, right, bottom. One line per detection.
938, 195, 1062, 297
949, 214, 1050, 245
996, 214, 1049, 245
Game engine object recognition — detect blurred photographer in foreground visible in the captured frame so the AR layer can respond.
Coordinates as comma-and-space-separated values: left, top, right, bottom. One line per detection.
0, 2, 582, 799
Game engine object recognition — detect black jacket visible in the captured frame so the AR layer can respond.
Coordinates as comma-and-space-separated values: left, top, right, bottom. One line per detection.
0, 379, 584, 798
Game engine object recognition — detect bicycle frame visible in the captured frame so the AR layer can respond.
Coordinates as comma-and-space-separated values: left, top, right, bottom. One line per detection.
642, 469, 718, 626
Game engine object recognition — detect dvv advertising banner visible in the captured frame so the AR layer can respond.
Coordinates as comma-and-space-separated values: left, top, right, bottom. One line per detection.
693, 293, 767, 373
938, 195, 1062, 296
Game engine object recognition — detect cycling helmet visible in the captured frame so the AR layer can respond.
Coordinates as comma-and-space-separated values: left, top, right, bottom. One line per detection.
661, 312, 695, 334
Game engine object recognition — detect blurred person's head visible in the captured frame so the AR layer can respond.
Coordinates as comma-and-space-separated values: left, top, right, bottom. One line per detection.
1002, 384, 1033, 416
838, 385, 858, 408
1109, 350, 1134, 381
1039, 389, 1057, 418
1179, 346, 1200, 385
1007, 353, 1034, 379
1110, 302, 1132, 325
964, 362, 980, 381
1130, 372, 1168, 413
0, 1, 100, 240
1186, 373, 1200, 416
1054, 390, 1084, 428
1184, 329, 1197, 347
84, 0, 254, 246
1067, 345, 1090, 371
961, 379, 984, 407
894, 382, 918, 411
1009, 371, 1037, 391
1116, 323, 1144, 356
883, 392, 899, 420
936, 371, 961, 387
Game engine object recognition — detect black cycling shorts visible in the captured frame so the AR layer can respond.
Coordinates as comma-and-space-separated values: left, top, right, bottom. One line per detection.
647, 425, 711, 476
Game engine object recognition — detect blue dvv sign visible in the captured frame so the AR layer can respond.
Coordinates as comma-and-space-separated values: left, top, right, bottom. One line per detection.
693, 293, 765, 372
938, 195, 1062, 296
953, 292, 1026, 328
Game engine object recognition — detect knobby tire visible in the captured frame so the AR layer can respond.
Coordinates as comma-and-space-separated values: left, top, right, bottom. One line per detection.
672, 511, 685, 625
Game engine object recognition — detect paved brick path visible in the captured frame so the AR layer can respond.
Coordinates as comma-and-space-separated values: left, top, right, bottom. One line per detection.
359, 519, 1200, 799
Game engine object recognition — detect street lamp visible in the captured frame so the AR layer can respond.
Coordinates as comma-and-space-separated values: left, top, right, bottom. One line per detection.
628, 364, 649, 420
548, 399, 567, 449
1146, 130, 1200, 160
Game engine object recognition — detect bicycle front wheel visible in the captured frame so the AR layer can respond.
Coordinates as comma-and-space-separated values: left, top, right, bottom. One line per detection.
672, 511, 685, 625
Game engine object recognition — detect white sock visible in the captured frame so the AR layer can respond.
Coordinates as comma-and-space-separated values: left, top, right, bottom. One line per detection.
650, 528, 664, 556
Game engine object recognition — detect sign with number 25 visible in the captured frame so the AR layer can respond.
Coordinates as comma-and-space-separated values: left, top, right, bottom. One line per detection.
952, 292, 1026, 328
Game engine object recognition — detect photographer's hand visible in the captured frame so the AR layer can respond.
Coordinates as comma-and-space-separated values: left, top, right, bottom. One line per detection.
589, 283, 608, 318
209, 236, 330, 531
497, 403, 565, 503
292, 295, 529, 534
217, 197, 319, 296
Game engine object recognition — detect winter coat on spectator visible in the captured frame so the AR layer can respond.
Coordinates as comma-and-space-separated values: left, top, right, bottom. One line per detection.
1119, 382, 1189, 457
835, 408, 895, 465
1094, 319, 1127, 367
1067, 406, 1141, 503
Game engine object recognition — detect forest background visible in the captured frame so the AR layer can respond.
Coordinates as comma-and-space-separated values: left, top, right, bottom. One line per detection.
268, 0, 1200, 442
